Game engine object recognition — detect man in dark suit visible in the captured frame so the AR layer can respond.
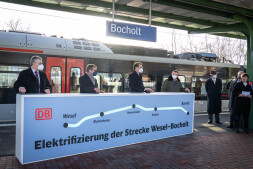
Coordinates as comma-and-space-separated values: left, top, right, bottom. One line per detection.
227, 71, 244, 128
79, 64, 102, 93
14, 55, 51, 94
129, 62, 153, 93
205, 70, 222, 124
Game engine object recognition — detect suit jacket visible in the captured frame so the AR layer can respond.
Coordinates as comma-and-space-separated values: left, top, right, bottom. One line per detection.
79, 73, 98, 93
14, 68, 51, 93
129, 71, 145, 92
161, 75, 184, 92
205, 78, 222, 114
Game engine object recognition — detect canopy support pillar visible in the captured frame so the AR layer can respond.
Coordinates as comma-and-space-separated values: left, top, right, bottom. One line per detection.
234, 16, 253, 129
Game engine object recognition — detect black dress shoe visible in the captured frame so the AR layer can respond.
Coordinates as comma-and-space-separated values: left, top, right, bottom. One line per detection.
244, 129, 249, 134
235, 128, 239, 133
227, 125, 234, 128
207, 120, 212, 124
216, 121, 222, 124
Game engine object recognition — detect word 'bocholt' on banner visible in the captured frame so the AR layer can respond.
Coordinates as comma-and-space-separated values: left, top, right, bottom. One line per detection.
106, 21, 157, 42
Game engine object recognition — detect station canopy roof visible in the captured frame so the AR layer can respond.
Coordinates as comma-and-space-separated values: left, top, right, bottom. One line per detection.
1, 0, 253, 40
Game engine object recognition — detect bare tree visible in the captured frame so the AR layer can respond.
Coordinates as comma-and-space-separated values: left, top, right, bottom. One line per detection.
3, 18, 31, 31
160, 29, 247, 65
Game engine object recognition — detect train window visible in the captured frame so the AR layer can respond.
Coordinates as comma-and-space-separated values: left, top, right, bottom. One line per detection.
0, 65, 28, 104
70, 68, 81, 93
50, 67, 62, 93
178, 76, 185, 88
95, 73, 123, 93
192, 77, 207, 99
0, 73, 19, 88
143, 74, 156, 91
0, 65, 28, 88
0, 65, 27, 72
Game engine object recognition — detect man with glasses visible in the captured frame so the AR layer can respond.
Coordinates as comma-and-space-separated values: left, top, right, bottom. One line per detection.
79, 64, 103, 93
129, 62, 153, 93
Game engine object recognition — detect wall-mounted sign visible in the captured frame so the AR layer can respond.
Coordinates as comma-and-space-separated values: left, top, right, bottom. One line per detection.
106, 21, 157, 42
16, 93, 194, 164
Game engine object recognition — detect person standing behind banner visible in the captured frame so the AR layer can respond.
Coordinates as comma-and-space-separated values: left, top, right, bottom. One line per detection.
205, 70, 222, 124
14, 55, 51, 94
227, 75, 236, 90
79, 64, 103, 93
129, 62, 153, 93
161, 70, 190, 92
227, 71, 244, 128
232, 73, 252, 133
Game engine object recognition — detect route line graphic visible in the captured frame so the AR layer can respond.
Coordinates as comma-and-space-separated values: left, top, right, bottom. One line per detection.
63, 104, 189, 128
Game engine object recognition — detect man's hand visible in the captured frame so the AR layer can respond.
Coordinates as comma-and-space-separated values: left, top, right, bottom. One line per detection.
185, 88, 190, 92
94, 88, 103, 93
19, 87, 26, 93
247, 95, 252, 98
145, 88, 154, 93
44, 89, 50, 94
239, 94, 245, 97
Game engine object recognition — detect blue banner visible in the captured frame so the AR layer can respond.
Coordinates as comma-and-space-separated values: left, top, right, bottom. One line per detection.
106, 21, 157, 42
16, 93, 194, 164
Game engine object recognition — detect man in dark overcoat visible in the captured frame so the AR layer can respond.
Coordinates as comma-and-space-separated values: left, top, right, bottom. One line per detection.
205, 71, 222, 124
227, 71, 244, 128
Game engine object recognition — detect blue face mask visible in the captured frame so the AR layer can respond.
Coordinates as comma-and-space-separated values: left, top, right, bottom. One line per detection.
93, 71, 97, 76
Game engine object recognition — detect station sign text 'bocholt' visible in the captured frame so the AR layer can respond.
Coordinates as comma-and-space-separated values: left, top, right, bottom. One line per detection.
106, 21, 157, 42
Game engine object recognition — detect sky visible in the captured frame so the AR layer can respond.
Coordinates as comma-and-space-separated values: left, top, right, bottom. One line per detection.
0, 1, 247, 63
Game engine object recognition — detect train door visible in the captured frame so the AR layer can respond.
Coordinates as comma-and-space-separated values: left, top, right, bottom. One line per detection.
46, 57, 84, 93
66, 58, 84, 93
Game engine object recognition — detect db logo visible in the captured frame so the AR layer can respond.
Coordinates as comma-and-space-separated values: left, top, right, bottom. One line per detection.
35, 108, 52, 120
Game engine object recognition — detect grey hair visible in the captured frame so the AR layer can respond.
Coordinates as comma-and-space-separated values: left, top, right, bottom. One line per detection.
238, 71, 244, 75
30, 55, 42, 66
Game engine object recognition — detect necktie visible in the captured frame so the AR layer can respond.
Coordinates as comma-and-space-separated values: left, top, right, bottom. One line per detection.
213, 80, 215, 85
35, 71, 40, 93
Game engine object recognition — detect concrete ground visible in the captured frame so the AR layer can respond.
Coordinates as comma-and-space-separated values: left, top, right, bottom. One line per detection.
1, 112, 253, 169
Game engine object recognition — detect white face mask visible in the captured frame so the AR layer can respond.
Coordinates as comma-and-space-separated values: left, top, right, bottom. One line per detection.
38, 64, 44, 71
213, 75, 217, 79
172, 75, 177, 79
139, 68, 143, 73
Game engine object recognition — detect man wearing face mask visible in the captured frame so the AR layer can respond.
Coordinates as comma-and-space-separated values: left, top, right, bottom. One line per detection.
129, 62, 153, 92
205, 71, 222, 124
226, 75, 236, 90
14, 55, 51, 94
161, 70, 190, 92
227, 71, 244, 128
79, 64, 102, 93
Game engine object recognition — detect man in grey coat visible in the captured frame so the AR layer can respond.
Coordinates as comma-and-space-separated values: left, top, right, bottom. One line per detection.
161, 70, 190, 92
227, 71, 244, 128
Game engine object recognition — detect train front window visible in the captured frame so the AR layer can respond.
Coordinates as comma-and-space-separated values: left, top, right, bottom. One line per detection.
70, 68, 81, 93
0, 65, 28, 104
50, 67, 62, 93
95, 73, 123, 93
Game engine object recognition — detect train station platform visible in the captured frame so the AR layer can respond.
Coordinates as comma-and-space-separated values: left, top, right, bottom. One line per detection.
1, 113, 253, 169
